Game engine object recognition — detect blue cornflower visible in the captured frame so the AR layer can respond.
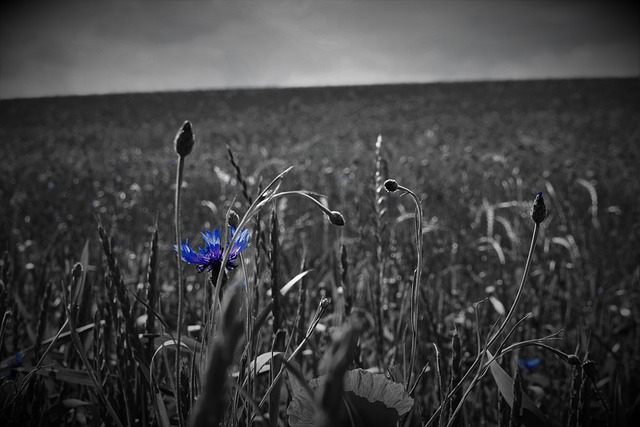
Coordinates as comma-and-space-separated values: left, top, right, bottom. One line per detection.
519, 357, 541, 373
175, 227, 250, 272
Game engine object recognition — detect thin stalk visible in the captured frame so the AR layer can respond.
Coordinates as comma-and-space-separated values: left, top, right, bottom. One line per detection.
174, 154, 186, 427
257, 298, 331, 408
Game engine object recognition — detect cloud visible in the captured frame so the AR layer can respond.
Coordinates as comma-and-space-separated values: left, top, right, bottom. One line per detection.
1, 1, 638, 99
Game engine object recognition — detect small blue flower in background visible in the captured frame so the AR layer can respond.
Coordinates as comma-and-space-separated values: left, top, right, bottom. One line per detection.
175, 227, 250, 272
519, 357, 541, 373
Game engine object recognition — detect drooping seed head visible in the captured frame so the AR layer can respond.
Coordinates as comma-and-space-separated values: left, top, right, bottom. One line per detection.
174, 121, 195, 157
328, 211, 345, 226
531, 191, 547, 224
384, 179, 399, 192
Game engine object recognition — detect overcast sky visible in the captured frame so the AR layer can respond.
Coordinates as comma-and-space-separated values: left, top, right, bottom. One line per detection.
1, 1, 638, 99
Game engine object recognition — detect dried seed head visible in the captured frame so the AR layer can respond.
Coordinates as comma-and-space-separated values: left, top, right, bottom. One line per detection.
531, 191, 547, 224
174, 121, 195, 157
227, 210, 240, 229
384, 179, 399, 192
328, 211, 345, 226
567, 354, 582, 366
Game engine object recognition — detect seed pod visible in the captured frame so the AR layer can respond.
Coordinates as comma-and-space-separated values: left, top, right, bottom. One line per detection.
531, 192, 546, 224
174, 121, 195, 157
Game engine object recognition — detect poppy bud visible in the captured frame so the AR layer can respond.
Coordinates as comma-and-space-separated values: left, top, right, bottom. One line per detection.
384, 179, 399, 192
328, 211, 345, 226
174, 121, 195, 157
531, 192, 546, 224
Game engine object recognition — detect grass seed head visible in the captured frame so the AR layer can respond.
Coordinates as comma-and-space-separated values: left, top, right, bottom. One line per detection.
174, 120, 194, 157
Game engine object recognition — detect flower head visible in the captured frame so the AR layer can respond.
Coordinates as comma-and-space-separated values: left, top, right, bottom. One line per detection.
175, 227, 250, 272
518, 357, 541, 373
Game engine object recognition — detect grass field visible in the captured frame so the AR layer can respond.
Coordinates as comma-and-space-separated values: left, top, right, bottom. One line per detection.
1, 78, 639, 426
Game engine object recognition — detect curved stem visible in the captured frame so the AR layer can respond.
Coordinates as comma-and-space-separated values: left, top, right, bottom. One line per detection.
174, 155, 186, 427
396, 185, 423, 390
272, 191, 333, 216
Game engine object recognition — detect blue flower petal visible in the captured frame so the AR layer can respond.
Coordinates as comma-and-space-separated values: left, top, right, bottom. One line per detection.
176, 227, 251, 272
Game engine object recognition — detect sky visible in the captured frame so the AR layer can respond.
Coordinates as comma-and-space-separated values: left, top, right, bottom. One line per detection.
1, 1, 638, 99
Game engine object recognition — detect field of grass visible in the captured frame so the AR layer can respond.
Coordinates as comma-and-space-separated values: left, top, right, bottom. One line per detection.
1, 78, 639, 426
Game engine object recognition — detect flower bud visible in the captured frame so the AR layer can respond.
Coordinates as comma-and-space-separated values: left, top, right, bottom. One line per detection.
227, 210, 240, 229
174, 121, 195, 157
71, 263, 83, 280
531, 191, 546, 224
328, 211, 345, 226
320, 297, 332, 310
384, 179, 399, 192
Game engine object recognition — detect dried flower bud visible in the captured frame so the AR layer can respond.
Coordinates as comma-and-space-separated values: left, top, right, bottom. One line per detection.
567, 354, 582, 366
384, 179, 399, 192
328, 210, 345, 226
227, 210, 240, 229
531, 191, 546, 224
174, 121, 195, 157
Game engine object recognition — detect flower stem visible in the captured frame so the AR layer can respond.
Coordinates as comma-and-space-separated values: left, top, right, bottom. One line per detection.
396, 184, 423, 391
174, 154, 186, 427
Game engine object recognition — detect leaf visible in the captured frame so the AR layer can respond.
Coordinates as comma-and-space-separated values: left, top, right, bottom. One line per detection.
252, 270, 312, 337
489, 296, 506, 316
280, 270, 312, 297
74, 240, 90, 305
62, 399, 92, 409
287, 369, 414, 427
231, 351, 284, 378
11, 365, 95, 387
152, 391, 171, 427
486, 351, 551, 427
